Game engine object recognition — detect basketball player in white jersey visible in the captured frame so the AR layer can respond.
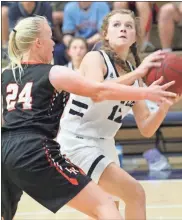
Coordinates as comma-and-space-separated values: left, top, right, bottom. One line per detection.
57, 10, 179, 220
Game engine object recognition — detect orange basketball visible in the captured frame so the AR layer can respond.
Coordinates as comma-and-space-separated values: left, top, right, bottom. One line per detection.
145, 53, 182, 94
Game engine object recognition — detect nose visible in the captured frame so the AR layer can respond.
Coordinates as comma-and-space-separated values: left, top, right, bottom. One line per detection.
120, 24, 126, 33
76, 48, 81, 53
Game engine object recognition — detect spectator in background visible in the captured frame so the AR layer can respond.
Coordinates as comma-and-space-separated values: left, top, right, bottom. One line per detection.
50, 2, 67, 43
2, 2, 12, 59
158, 2, 182, 52
113, 2, 156, 52
66, 37, 88, 70
8, 2, 53, 31
54, 1, 110, 66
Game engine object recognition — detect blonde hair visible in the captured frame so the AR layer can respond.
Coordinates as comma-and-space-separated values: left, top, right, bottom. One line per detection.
100, 9, 142, 72
8, 15, 47, 83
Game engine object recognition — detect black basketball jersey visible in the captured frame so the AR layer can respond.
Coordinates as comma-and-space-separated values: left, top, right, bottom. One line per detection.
2, 64, 69, 138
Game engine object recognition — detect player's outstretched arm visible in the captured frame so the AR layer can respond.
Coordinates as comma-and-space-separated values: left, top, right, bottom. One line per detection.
79, 51, 167, 86
49, 66, 176, 103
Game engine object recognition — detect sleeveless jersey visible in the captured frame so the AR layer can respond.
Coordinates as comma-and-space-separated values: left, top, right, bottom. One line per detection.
2, 64, 69, 139
60, 51, 139, 139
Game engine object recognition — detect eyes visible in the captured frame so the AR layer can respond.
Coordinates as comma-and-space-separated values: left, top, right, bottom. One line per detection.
113, 22, 133, 29
71, 46, 86, 50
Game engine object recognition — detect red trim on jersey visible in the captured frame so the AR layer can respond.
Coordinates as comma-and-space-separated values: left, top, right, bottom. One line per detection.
21, 61, 44, 65
64, 155, 86, 176
43, 147, 79, 186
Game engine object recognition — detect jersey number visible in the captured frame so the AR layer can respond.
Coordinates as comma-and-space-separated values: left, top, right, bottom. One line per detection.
6, 82, 33, 111
108, 105, 122, 123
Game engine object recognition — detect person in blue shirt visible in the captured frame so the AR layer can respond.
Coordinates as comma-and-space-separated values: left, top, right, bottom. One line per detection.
62, 2, 110, 48
54, 2, 110, 66
8, 2, 53, 31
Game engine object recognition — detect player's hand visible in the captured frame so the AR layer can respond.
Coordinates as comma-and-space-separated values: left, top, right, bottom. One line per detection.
135, 50, 167, 78
158, 94, 182, 108
146, 76, 177, 103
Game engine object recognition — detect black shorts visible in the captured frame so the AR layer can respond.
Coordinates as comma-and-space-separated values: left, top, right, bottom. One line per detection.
1, 130, 91, 219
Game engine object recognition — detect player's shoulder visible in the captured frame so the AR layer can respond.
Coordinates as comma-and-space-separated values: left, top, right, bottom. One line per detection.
81, 51, 106, 67
84, 50, 104, 60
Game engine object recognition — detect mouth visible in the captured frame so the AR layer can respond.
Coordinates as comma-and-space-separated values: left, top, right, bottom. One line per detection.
119, 36, 127, 39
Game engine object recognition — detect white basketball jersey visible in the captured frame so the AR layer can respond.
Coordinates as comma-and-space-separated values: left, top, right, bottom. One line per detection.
60, 50, 139, 139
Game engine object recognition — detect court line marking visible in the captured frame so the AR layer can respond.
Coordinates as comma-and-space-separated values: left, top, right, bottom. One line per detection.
140, 179, 182, 183
15, 218, 182, 220
16, 204, 182, 216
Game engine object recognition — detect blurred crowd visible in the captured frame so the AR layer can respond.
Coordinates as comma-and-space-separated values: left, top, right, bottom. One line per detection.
2, 1, 182, 68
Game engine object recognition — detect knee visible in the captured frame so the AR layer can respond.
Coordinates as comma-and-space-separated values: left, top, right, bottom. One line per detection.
136, 2, 150, 12
133, 182, 146, 204
113, 2, 128, 10
122, 180, 146, 205
94, 197, 121, 219
159, 3, 176, 20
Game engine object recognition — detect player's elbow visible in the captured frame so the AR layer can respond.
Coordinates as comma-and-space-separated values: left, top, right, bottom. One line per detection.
140, 129, 154, 138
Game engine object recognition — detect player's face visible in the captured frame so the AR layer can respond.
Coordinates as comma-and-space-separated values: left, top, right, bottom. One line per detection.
37, 21, 55, 63
105, 13, 136, 50
68, 39, 88, 62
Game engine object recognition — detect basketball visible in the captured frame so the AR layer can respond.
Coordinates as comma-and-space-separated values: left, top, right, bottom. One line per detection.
145, 53, 182, 94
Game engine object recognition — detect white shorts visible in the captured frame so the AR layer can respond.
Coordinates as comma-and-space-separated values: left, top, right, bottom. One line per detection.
57, 130, 120, 201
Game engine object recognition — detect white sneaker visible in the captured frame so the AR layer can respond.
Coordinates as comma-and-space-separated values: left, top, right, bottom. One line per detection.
143, 148, 171, 171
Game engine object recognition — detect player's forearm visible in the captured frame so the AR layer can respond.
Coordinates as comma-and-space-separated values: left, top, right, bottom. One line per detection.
96, 82, 149, 102
138, 105, 170, 137
104, 70, 142, 86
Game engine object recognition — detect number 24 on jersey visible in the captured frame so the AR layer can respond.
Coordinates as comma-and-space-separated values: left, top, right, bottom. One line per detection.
6, 82, 33, 111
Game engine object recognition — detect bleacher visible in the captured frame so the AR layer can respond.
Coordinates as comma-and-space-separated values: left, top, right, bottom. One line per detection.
116, 110, 182, 155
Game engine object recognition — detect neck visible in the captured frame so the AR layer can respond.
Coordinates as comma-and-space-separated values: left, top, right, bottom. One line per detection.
113, 47, 129, 61
22, 51, 45, 64
72, 60, 81, 70
21, 2, 36, 14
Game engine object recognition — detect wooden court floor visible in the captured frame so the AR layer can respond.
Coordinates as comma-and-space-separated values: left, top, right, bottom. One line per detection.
14, 179, 182, 220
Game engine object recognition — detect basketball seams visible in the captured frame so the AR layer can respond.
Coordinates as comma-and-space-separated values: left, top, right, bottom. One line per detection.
167, 66, 182, 75
162, 62, 169, 83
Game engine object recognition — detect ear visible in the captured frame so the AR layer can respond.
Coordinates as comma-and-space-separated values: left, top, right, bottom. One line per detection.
35, 38, 42, 48
101, 29, 107, 40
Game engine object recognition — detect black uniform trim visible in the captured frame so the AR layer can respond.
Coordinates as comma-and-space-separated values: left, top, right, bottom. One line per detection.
98, 51, 109, 79
87, 155, 105, 177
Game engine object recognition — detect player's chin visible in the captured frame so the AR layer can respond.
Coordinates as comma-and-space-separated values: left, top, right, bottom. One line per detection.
116, 41, 130, 48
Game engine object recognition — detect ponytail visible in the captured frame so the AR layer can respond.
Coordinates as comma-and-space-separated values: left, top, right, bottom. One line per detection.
8, 29, 23, 83
7, 16, 46, 83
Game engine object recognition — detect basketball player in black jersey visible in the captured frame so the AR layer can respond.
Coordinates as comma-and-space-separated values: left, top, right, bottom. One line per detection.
1, 16, 177, 220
